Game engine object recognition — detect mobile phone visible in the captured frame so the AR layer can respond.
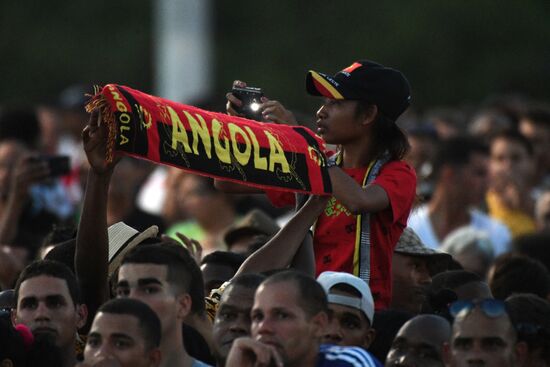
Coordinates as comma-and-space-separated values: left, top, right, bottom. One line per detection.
40, 155, 71, 177
231, 86, 264, 121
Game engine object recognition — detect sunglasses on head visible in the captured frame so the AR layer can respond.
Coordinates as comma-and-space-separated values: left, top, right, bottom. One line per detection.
449, 299, 506, 319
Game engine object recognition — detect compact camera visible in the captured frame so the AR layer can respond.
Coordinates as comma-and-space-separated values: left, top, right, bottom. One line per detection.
231, 86, 264, 121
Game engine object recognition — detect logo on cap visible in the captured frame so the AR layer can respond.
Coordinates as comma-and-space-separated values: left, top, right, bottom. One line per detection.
342, 62, 363, 74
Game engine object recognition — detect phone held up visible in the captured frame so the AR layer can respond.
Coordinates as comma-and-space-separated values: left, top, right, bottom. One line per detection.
231, 86, 264, 121
31, 155, 71, 177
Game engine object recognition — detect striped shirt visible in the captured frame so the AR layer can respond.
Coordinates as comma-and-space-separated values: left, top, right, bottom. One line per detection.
317, 344, 382, 367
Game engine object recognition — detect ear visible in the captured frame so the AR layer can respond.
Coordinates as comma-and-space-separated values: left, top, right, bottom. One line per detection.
359, 104, 378, 126
10, 309, 17, 325
148, 348, 162, 367
176, 293, 192, 320
311, 311, 329, 338
75, 304, 88, 329
442, 341, 451, 366
362, 327, 376, 349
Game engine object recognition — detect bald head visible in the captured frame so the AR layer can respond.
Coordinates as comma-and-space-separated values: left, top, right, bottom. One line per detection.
385, 315, 450, 367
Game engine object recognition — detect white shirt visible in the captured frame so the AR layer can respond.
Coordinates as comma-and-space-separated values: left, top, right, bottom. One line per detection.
407, 205, 511, 256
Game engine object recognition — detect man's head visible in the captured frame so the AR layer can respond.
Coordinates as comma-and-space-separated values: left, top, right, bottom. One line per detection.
440, 227, 494, 278
505, 294, 550, 367
445, 299, 518, 367
84, 298, 161, 367
432, 136, 489, 206
115, 241, 204, 339
213, 273, 266, 365
14, 260, 87, 350
386, 315, 450, 367
487, 253, 550, 301
200, 251, 246, 296
251, 271, 329, 367
392, 228, 451, 314
223, 209, 280, 254
307, 60, 411, 160
424, 271, 492, 319
317, 271, 375, 349
488, 130, 534, 187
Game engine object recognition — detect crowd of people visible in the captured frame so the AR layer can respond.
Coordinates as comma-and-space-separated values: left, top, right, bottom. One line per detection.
0, 59, 550, 367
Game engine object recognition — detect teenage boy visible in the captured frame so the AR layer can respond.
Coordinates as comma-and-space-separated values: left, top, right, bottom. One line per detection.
221, 60, 417, 310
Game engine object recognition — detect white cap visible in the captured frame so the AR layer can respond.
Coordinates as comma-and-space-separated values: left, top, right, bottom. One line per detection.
317, 271, 375, 325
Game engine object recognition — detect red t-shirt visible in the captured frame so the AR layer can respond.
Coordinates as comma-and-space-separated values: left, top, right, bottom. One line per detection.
267, 160, 416, 310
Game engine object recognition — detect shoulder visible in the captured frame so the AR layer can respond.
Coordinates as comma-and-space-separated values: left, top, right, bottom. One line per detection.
318, 344, 381, 367
379, 160, 416, 177
374, 160, 417, 189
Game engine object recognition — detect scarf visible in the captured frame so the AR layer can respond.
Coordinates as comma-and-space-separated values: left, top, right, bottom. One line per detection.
86, 84, 332, 195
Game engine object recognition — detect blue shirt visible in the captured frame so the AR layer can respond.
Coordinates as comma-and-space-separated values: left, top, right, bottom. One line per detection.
316, 345, 382, 367
192, 359, 212, 367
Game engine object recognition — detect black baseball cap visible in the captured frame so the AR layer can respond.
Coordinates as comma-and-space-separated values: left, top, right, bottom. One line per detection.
306, 60, 411, 121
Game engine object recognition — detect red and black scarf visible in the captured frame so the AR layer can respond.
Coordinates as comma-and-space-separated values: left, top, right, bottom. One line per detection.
87, 84, 332, 195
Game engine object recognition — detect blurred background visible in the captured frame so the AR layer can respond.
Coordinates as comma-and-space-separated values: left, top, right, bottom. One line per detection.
2, 0, 550, 118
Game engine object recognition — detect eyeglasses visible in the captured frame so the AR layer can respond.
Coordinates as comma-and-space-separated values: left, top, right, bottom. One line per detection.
449, 299, 506, 319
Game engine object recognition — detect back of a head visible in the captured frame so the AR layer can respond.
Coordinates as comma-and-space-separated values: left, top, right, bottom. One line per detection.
14, 259, 81, 306
424, 270, 489, 318
431, 135, 488, 181
98, 298, 161, 350
44, 239, 76, 273
122, 240, 205, 314
489, 253, 550, 300
505, 294, 550, 362
261, 271, 328, 318
440, 227, 494, 260
431, 270, 482, 293
505, 293, 550, 330
398, 314, 451, 345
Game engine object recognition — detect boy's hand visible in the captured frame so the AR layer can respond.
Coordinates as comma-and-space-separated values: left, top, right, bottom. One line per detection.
226, 80, 247, 117
82, 110, 120, 175
260, 97, 297, 125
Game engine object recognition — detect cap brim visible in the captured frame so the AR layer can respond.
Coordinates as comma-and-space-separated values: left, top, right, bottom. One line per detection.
108, 223, 159, 276
306, 70, 345, 100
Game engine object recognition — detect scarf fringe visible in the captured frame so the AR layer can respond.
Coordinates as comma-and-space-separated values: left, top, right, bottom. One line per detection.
85, 86, 116, 163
